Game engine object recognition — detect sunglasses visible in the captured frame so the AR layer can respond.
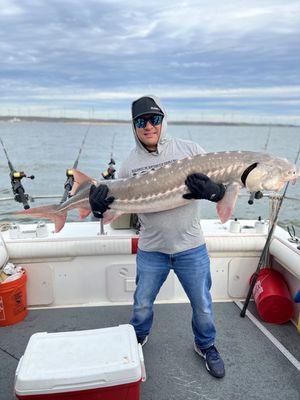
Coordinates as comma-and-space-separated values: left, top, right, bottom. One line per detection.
134, 114, 163, 129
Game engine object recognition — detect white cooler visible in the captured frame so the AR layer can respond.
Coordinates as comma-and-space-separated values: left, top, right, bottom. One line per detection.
15, 324, 146, 400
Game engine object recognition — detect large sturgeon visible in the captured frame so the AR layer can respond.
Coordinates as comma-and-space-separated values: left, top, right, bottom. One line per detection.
14, 150, 299, 232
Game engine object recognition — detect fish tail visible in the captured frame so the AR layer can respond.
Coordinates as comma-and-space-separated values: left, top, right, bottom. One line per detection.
14, 204, 67, 233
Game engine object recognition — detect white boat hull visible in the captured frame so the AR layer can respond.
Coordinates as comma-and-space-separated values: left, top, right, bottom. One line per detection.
0, 219, 299, 329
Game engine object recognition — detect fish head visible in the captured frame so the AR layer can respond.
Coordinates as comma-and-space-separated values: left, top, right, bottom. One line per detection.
280, 163, 299, 186
245, 156, 299, 192
244, 163, 271, 192
264, 156, 299, 190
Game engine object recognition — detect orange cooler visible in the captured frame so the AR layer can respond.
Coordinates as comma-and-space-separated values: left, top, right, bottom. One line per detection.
15, 324, 146, 400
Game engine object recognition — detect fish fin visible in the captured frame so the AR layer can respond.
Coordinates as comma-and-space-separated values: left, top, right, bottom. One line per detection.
216, 183, 240, 223
53, 213, 67, 232
102, 210, 123, 225
14, 205, 67, 233
70, 169, 97, 196
78, 208, 91, 219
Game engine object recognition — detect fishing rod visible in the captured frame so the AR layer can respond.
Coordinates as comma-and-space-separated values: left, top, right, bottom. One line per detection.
240, 147, 300, 318
60, 125, 91, 204
263, 126, 272, 151
248, 127, 273, 205
0, 137, 34, 209
97, 131, 118, 235
101, 132, 117, 180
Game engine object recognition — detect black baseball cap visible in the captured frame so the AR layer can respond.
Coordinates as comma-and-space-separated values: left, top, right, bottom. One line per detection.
132, 97, 164, 119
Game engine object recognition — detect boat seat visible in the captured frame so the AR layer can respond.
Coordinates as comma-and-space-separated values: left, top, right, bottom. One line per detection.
0, 233, 9, 267
270, 237, 300, 279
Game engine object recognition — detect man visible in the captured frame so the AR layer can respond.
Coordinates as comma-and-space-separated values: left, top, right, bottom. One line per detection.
89, 95, 226, 378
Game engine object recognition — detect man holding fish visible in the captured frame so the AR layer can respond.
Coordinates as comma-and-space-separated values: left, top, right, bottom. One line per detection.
89, 95, 226, 379
16, 95, 298, 376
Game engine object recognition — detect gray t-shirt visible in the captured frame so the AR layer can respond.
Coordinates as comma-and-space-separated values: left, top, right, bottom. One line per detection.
118, 136, 206, 254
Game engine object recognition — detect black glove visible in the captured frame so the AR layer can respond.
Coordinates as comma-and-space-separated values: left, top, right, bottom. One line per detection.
183, 173, 225, 203
89, 184, 115, 218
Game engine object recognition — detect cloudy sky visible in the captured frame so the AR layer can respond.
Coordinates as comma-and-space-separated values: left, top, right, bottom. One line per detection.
1, 0, 300, 123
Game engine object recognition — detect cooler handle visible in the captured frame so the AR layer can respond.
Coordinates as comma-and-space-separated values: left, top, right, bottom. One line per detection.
14, 355, 24, 392
15, 355, 24, 376
138, 344, 146, 382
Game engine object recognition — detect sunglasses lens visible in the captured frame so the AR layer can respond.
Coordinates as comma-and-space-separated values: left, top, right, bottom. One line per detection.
151, 115, 163, 126
134, 114, 163, 128
135, 118, 146, 128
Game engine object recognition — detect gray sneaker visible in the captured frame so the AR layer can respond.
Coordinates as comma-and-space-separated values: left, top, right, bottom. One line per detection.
194, 343, 225, 378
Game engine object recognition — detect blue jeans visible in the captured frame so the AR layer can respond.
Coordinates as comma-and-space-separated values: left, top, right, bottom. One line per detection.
130, 244, 216, 349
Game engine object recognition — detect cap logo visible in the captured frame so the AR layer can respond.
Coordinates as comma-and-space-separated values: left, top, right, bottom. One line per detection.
150, 107, 159, 110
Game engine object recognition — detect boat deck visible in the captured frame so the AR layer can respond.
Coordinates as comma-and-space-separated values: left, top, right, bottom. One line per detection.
1, 302, 300, 400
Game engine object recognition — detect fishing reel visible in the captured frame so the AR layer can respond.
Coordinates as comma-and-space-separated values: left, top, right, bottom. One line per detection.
64, 169, 75, 192
10, 170, 35, 210
248, 191, 263, 205
60, 169, 75, 204
102, 158, 116, 180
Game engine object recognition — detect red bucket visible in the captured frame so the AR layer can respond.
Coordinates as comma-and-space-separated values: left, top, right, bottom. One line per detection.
251, 268, 294, 324
0, 269, 28, 327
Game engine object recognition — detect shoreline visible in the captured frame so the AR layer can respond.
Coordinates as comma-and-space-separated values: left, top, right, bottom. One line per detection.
0, 116, 298, 128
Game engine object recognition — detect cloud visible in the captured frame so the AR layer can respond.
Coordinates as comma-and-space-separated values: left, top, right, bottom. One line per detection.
0, 1, 299, 122
170, 61, 214, 68
1, 80, 299, 100
0, 0, 24, 16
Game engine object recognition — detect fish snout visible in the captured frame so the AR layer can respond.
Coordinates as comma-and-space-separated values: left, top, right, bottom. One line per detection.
291, 167, 300, 185
290, 166, 300, 184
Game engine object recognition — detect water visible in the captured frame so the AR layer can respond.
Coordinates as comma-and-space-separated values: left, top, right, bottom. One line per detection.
0, 121, 299, 234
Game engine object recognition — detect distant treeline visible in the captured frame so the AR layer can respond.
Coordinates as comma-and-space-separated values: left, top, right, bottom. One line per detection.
0, 116, 297, 128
